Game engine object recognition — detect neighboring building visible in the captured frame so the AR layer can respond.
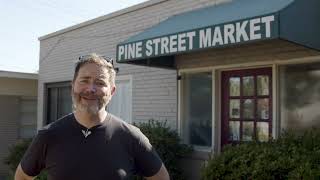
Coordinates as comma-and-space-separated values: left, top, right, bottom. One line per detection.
38, 0, 320, 179
0, 70, 37, 178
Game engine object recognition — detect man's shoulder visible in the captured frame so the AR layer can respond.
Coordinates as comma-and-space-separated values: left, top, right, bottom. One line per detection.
108, 113, 146, 140
39, 113, 74, 134
108, 114, 139, 132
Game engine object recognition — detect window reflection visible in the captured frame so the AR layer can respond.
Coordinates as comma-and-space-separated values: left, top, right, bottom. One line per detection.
242, 122, 254, 141
257, 75, 269, 96
243, 99, 254, 119
181, 72, 212, 147
230, 99, 240, 119
258, 98, 269, 120
47, 84, 72, 124
229, 121, 240, 141
257, 122, 269, 142
243, 76, 254, 96
280, 63, 320, 132
229, 77, 240, 96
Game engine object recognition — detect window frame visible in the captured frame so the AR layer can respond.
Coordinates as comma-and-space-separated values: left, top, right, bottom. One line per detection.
44, 81, 72, 125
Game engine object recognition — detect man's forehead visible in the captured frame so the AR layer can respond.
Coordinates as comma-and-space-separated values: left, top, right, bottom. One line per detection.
78, 64, 109, 78
78, 74, 108, 79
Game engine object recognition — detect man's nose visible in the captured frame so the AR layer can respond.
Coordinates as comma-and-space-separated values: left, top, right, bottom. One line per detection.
87, 83, 97, 93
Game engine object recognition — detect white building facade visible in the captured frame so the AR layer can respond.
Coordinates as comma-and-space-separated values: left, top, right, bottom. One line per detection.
38, 0, 320, 179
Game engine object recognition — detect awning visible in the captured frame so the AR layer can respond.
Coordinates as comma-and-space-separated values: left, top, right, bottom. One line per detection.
116, 0, 320, 68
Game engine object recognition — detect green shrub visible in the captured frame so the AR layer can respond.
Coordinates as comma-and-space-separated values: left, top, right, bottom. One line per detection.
4, 139, 32, 172
135, 120, 193, 180
201, 129, 320, 180
3, 139, 47, 180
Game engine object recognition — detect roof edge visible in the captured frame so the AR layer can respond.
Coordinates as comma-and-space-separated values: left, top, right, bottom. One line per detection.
0, 71, 38, 80
38, 0, 168, 41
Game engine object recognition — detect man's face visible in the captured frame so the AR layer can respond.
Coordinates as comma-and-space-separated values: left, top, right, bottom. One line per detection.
72, 63, 115, 115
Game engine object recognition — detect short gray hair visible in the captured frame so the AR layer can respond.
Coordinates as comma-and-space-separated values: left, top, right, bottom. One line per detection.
73, 53, 116, 86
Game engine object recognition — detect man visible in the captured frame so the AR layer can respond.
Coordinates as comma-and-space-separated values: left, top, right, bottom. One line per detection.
15, 54, 170, 180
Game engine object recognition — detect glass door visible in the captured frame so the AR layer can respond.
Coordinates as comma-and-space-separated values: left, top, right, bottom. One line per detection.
221, 68, 272, 146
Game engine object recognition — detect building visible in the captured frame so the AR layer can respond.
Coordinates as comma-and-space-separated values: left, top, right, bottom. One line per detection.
0, 70, 37, 178
38, 0, 320, 179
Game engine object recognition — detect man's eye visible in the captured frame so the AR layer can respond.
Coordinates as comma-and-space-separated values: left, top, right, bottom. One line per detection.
96, 81, 106, 86
80, 79, 88, 83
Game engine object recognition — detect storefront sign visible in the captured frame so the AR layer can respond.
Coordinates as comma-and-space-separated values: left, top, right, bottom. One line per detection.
117, 15, 278, 62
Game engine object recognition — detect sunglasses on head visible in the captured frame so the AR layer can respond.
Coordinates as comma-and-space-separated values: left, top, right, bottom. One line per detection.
78, 55, 114, 66
78, 55, 119, 73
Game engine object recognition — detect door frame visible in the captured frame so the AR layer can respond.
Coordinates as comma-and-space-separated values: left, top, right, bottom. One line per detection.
221, 67, 273, 146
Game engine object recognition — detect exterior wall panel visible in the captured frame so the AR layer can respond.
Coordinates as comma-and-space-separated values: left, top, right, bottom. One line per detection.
0, 96, 20, 176
0, 78, 37, 96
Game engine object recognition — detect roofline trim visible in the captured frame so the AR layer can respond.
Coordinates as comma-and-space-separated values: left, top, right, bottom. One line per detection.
38, 0, 168, 41
0, 71, 38, 80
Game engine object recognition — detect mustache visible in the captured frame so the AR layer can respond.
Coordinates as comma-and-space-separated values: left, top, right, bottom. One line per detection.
79, 92, 99, 99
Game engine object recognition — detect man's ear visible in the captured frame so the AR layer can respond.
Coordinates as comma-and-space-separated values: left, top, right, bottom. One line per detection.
111, 86, 116, 96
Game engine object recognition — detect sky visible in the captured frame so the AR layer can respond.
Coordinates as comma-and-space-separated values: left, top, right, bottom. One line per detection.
0, 0, 148, 73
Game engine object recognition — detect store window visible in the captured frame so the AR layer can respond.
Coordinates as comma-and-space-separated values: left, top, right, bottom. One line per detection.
46, 82, 72, 124
280, 62, 320, 132
181, 72, 212, 147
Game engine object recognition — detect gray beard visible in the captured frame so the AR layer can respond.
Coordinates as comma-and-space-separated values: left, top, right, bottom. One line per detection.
71, 92, 110, 115
73, 102, 99, 115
